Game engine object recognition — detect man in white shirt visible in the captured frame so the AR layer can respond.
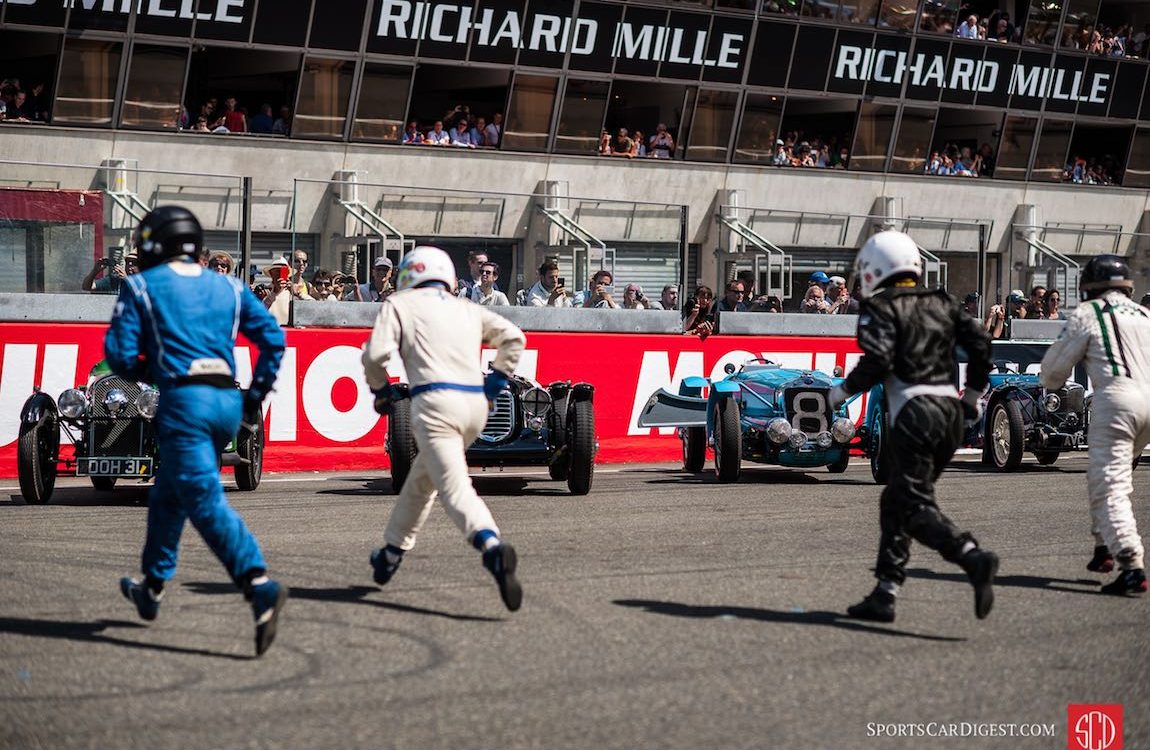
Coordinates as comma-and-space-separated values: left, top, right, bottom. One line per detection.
956, 14, 979, 38
485, 113, 503, 148
469, 261, 510, 306
426, 120, 451, 145
520, 259, 570, 307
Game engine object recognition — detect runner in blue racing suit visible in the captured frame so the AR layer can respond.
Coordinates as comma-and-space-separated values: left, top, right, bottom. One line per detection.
104, 205, 289, 656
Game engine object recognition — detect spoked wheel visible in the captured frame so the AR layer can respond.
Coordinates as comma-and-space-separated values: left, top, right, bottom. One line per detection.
713, 398, 741, 483
682, 426, 706, 472
387, 397, 417, 495
566, 400, 595, 496
988, 400, 1025, 471
18, 411, 60, 505
869, 416, 890, 485
235, 407, 265, 491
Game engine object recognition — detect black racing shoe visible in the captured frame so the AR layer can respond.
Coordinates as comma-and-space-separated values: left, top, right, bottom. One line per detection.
120, 577, 162, 622
250, 580, 288, 657
482, 543, 523, 612
1087, 545, 1115, 573
1100, 568, 1148, 596
960, 548, 999, 620
846, 588, 896, 623
370, 545, 405, 586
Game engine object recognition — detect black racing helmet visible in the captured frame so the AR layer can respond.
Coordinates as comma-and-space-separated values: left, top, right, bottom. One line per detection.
133, 205, 203, 271
1079, 254, 1134, 301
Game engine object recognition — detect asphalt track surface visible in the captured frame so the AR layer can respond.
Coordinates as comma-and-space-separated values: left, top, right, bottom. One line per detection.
1, 454, 1147, 750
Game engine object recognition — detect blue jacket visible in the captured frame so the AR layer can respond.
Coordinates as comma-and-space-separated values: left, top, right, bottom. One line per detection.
105, 259, 285, 393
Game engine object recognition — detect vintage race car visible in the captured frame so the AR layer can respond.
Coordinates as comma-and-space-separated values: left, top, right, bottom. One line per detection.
637, 358, 866, 482
17, 361, 264, 505
385, 374, 596, 496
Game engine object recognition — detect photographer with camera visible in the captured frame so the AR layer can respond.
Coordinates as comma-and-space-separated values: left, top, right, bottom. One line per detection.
83, 251, 139, 293
519, 259, 571, 307
983, 289, 1028, 339
577, 269, 618, 309
310, 268, 341, 302
682, 285, 716, 336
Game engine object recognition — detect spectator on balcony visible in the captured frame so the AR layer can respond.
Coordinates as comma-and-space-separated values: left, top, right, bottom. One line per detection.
443, 104, 470, 129
357, 256, 395, 302
717, 279, 748, 313
263, 257, 293, 325
450, 119, 477, 148
426, 120, 451, 146
800, 284, 831, 314
577, 269, 618, 308
683, 285, 716, 336
26, 81, 48, 122
956, 14, 979, 38
470, 116, 489, 147
485, 112, 503, 148
5, 90, 32, 122
457, 250, 489, 299
272, 106, 292, 136
208, 251, 235, 275
646, 284, 677, 310
649, 124, 675, 159
610, 128, 635, 158
250, 104, 274, 135
403, 120, 424, 145
1041, 289, 1066, 320
469, 261, 510, 306
827, 275, 859, 314
311, 269, 340, 302
1025, 285, 1047, 317
519, 260, 571, 307
622, 283, 650, 309
772, 140, 790, 166
84, 251, 139, 293
631, 130, 648, 158
291, 250, 313, 299
219, 97, 246, 134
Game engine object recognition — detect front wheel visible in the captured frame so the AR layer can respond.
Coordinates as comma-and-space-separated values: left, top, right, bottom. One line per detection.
1033, 450, 1059, 466
828, 449, 850, 474
387, 397, 417, 495
566, 400, 595, 496
682, 426, 706, 472
987, 400, 1025, 471
869, 417, 890, 485
547, 395, 570, 481
713, 398, 741, 483
18, 411, 60, 505
235, 408, 264, 491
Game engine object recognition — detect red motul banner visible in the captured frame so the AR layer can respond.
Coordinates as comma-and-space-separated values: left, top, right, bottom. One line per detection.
0, 323, 863, 477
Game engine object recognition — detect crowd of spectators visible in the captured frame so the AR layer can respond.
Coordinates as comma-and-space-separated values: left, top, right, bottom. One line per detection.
979, 284, 1066, 338
598, 124, 677, 159
1061, 22, 1150, 58
184, 96, 292, 136
0, 79, 49, 123
949, 6, 1150, 59
767, 131, 851, 169
402, 105, 503, 148
925, 143, 996, 177
1063, 155, 1120, 185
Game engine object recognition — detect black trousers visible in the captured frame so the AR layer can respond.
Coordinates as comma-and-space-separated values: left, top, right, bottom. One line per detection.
874, 396, 975, 585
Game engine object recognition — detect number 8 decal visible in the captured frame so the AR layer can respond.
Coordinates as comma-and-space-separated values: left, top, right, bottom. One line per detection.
791, 392, 828, 434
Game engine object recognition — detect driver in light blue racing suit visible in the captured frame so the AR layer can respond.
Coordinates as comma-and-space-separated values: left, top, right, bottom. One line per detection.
1040, 254, 1150, 596
104, 205, 289, 656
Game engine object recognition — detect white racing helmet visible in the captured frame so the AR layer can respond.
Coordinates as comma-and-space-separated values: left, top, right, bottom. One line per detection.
395, 245, 456, 292
855, 230, 922, 299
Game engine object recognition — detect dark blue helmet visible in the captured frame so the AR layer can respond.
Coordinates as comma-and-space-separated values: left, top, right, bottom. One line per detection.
1079, 254, 1133, 301
133, 205, 203, 271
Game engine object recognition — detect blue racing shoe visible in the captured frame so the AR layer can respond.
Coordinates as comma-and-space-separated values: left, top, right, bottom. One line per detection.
120, 577, 162, 622
250, 579, 288, 657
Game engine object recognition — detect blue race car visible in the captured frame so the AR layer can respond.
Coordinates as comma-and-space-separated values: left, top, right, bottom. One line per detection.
636, 358, 866, 482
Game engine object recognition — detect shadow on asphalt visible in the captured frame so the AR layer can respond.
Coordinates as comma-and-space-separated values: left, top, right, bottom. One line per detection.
3, 487, 149, 507
183, 582, 504, 622
944, 463, 1085, 475
642, 471, 872, 487
613, 599, 965, 642
315, 475, 570, 498
904, 567, 1103, 595
0, 616, 253, 660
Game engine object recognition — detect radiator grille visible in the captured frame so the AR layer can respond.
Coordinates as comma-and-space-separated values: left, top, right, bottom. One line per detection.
89, 376, 143, 419
1055, 384, 1085, 414
479, 391, 516, 442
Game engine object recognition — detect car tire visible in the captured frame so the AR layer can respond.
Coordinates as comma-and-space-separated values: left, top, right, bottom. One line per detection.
988, 400, 1025, 471
566, 399, 595, 496
18, 411, 59, 505
682, 426, 706, 472
869, 415, 890, 485
713, 397, 741, 483
1033, 450, 1059, 466
387, 397, 417, 495
90, 477, 118, 491
234, 414, 264, 491
547, 395, 570, 481
828, 449, 850, 473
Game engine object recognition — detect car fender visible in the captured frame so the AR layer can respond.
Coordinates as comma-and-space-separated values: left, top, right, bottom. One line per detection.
678, 376, 708, 398
570, 382, 594, 403
20, 391, 58, 424
705, 380, 741, 439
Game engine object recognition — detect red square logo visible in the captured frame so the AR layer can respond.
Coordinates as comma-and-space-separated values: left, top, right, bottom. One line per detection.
1069, 705, 1123, 750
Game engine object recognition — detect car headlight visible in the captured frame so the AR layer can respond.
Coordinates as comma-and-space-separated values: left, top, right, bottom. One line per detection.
58, 388, 87, 419
522, 387, 552, 417
815, 431, 834, 449
104, 388, 130, 416
136, 388, 159, 419
1043, 392, 1061, 412
766, 417, 792, 445
788, 430, 808, 449
831, 417, 856, 443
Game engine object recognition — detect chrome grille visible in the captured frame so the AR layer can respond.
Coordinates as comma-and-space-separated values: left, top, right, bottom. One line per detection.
1056, 384, 1085, 414
89, 376, 143, 419
479, 391, 516, 443
89, 419, 150, 457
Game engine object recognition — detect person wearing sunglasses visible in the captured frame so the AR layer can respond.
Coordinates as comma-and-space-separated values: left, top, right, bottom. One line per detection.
717, 280, 748, 312
290, 250, 313, 299
311, 268, 341, 302
208, 251, 234, 276
468, 261, 509, 306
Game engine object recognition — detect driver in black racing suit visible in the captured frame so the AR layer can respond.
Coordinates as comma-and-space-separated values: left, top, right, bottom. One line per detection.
829, 230, 1000, 623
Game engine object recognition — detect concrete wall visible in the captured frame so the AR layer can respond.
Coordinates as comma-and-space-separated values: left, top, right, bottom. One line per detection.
5, 126, 1150, 296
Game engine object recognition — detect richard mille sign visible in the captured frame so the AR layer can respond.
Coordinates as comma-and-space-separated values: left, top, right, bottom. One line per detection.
5, 0, 245, 21
834, 44, 1111, 104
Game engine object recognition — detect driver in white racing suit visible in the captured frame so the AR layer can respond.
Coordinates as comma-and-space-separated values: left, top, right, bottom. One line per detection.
1040, 254, 1150, 595
362, 246, 527, 610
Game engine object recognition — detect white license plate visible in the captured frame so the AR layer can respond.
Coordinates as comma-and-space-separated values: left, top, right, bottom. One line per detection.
79, 457, 154, 477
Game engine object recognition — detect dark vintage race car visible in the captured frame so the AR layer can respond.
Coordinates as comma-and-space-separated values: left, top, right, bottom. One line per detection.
636, 359, 868, 483
17, 362, 264, 505
385, 375, 596, 495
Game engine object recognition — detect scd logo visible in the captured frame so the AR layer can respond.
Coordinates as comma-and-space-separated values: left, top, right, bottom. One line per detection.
1068, 705, 1122, 750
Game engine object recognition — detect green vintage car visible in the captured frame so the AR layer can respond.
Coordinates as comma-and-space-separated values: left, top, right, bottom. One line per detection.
17, 361, 263, 505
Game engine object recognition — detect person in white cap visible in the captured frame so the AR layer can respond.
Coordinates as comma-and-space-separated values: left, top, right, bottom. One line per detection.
262, 256, 292, 325
357, 256, 394, 302
361, 245, 527, 610
828, 230, 999, 623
